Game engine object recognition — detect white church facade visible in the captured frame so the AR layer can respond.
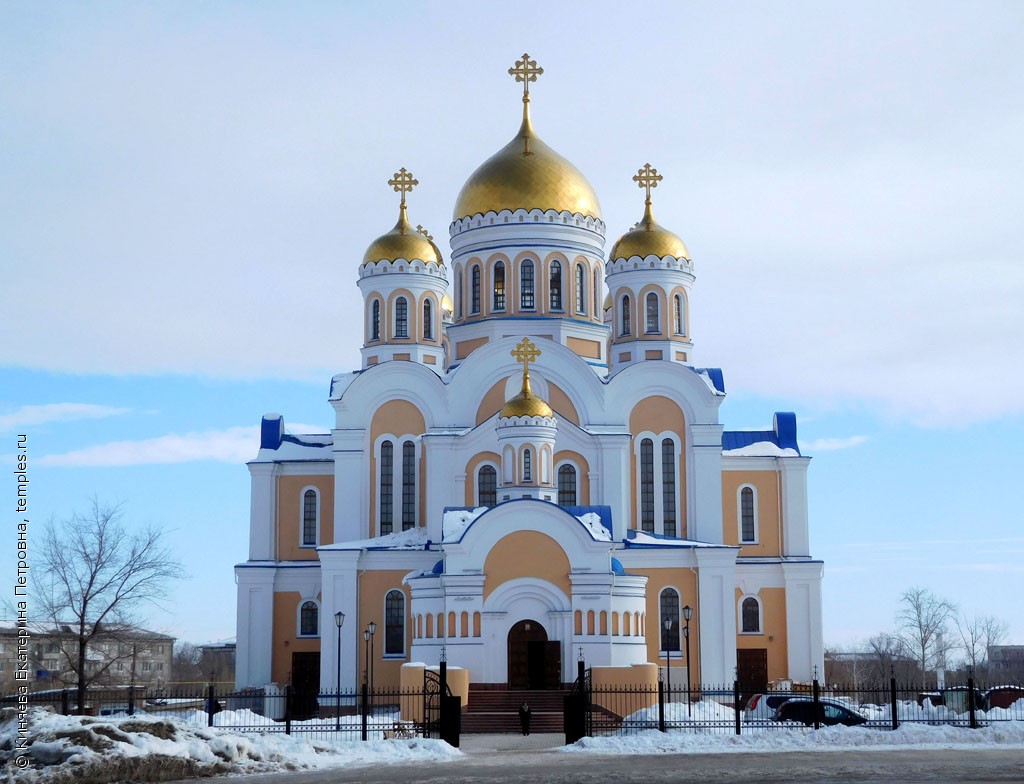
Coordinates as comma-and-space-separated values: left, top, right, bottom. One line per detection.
235, 55, 824, 697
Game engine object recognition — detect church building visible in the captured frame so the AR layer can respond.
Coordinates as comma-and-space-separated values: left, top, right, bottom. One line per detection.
235, 55, 824, 698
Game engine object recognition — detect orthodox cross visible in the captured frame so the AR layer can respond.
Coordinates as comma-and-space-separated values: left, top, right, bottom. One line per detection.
633, 163, 663, 203
415, 225, 434, 241
508, 53, 543, 101
511, 337, 541, 381
388, 167, 418, 207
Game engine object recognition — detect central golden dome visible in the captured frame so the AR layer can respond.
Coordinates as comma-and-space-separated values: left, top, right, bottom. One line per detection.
454, 110, 601, 221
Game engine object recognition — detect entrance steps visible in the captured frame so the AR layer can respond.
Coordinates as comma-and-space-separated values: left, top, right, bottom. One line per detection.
462, 687, 568, 734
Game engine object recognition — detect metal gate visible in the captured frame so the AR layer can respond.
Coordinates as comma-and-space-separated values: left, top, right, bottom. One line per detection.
423, 667, 460, 746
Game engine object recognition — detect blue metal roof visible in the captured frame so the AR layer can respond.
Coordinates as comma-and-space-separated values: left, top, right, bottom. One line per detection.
722, 411, 801, 455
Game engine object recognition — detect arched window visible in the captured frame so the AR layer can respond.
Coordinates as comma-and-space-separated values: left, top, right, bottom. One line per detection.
520, 260, 535, 310
621, 295, 631, 336
385, 590, 405, 655
522, 448, 532, 482
493, 261, 506, 311
301, 489, 318, 546
661, 439, 676, 538
659, 588, 680, 652
379, 440, 394, 535
575, 264, 586, 314
371, 300, 381, 341
394, 297, 408, 338
478, 465, 497, 507
549, 260, 563, 310
673, 294, 684, 335
741, 597, 761, 633
471, 265, 481, 314
557, 464, 577, 506
299, 600, 319, 636
640, 438, 655, 533
455, 269, 463, 319
423, 299, 433, 341
402, 440, 416, 530
740, 486, 757, 543
646, 292, 660, 333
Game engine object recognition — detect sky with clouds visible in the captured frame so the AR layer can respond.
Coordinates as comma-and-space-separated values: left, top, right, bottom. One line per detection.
3, 1, 1022, 654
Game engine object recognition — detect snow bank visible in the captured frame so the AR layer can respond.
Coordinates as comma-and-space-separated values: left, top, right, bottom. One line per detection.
442, 507, 487, 542
576, 512, 611, 541
3, 707, 460, 784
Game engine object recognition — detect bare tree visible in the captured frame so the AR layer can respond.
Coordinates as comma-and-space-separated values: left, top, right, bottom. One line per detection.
865, 632, 917, 683
35, 499, 185, 712
895, 587, 957, 677
955, 613, 1008, 675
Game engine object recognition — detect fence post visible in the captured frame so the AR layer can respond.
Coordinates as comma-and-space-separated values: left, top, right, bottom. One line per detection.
361, 680, 369, 741
812, 677, 820, 730
658, 678, 666, 732
61, 689, 69, 716
967, 675, 978, 729
889, 676, 899, 730
734, 680, 741, 735
284, 685, 292, 735
207, 682, 215, 727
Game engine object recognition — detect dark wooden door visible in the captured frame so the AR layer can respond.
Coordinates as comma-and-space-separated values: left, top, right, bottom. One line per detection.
508, 620, 547, 689
543, 640, 562, 689
291, 652, 320, 718
736, 648, 768, 707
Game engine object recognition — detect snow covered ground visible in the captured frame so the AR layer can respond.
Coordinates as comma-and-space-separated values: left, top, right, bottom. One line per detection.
2, 707, 460, 784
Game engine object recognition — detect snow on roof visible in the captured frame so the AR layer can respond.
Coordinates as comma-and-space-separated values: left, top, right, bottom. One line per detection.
576, 511, 611, 541
442, 507, 487, 542
322, 527, 430, 552
722, 442, 800, 457
722, 411, 802, 457
624, 530, 724, 548
692, 367, 726, 395
253, 413, 332, 463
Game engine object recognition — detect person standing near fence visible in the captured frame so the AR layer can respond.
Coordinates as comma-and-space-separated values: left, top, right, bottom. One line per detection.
518, 701, 531, 735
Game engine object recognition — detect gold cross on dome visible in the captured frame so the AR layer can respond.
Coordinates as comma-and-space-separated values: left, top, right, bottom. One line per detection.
511, 337, 541, 370
388, 167, 418, 207
509, 53, 543, 100
415, 225, 434, 241
633, 163, 663, 202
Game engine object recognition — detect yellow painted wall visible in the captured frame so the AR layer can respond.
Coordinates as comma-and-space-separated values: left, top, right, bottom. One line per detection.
736, 587, 789, 682
631, 567, 700, 676
276, 475, 335, 559
456, 336, 489, 360
271, 591, 321, 686
628, 396, 688, 535
547, 382, 580, 425
483, 531, 571, 602
357, 571, 413, 689
721, 470, 781, 556
475, 379, 509, 424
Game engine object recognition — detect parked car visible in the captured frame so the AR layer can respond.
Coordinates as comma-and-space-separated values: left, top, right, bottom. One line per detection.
743, 692, 803, 722
772, 698, 867, 727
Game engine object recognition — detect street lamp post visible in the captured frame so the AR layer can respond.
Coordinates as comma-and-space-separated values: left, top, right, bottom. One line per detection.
334, 611, 345, 731
362, 628, 370, 718
663, 618, 673, 704
682, 605, 693, 717
368, 621, 377, 696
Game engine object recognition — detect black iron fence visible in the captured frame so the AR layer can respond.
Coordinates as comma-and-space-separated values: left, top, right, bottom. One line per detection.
568, 674, 1024, 738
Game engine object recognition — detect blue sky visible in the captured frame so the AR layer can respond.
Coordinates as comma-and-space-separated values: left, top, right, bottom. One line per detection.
3, 1, 1023, 651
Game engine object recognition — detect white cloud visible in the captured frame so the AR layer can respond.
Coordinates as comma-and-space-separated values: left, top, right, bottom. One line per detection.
38, 426, 260, 467
0, 403, 131, 431
801, 435, 868, 452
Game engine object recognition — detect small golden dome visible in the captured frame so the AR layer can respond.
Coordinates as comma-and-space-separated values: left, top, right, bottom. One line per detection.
499, 385, 554, 419
363, 204, 442, 265
609, 201, 690, 261
454, 108, 601, 221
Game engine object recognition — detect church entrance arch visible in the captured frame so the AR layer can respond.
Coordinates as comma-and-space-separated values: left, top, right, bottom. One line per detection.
507, 619, 561, 689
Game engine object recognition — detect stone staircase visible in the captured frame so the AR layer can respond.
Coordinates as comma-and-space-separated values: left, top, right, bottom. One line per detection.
461, 687, 568, 734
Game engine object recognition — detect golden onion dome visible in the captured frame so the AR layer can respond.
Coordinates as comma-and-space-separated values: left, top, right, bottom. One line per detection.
610, 201, 690, 261
454, 107, 601, 221
499, 381, 554, 419
363, 203, 442, 265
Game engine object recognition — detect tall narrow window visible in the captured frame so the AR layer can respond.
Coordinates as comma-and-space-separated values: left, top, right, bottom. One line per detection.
549, 260, 563, 310
575, 264, 586, 314
740, 487, 756, 542
371, 300, 381, 341
659, 589, 680, 652
741, 597, 760, 633
299, 601, 319, 636
646, 292, 660, 333
385, 590, 405, 655
522, 448, 532, 482
478, 465, 497, 507
455, 269, 463, 319
673, 294, 684, 335
661, 439, 676, 538
379, 440, 394, 535
558, 464, 577, 506
493, 261, 506, 310
302, 489, 317, 546
402, 440, 416, 530
621, 295, 631, 336
521, 260, 535, 309
640, 438, 654, 533
593, 269, 600, 317
423, 299, 433, 341
395, 297, 408, 338
471, 265, 481, 314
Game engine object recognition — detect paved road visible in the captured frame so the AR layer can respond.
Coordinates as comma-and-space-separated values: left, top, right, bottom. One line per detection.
172, 735, 1024, 784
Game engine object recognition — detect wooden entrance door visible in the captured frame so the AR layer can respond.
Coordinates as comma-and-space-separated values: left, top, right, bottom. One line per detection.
291, 652, 320, 718
508, 620, 547, 689
736, 648, 768, 707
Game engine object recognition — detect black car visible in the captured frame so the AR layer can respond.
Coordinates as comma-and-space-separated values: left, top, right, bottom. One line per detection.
772, 698, 867, 727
